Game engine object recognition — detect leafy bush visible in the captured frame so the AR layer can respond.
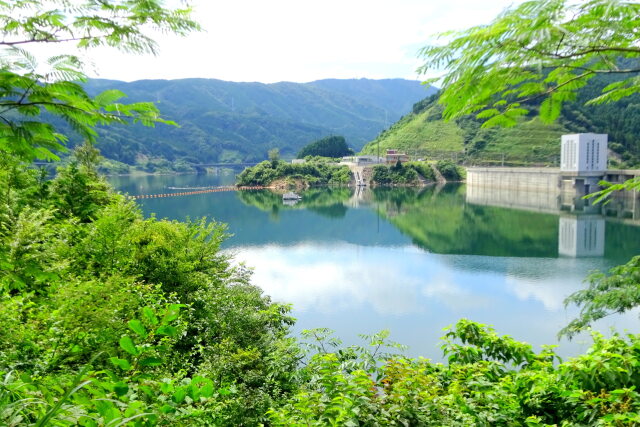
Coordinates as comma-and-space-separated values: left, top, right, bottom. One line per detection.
269, 320, 640, 426
0, 155, 299, 425
371, 162, 419, 185
435, 159, 464, 181
406, 161, 436, 181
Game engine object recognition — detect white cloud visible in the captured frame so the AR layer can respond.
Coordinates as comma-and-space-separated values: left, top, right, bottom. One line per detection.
31, 0, 524, 82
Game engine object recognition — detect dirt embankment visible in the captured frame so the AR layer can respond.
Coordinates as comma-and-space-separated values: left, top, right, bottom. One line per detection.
268, 178, 309, 191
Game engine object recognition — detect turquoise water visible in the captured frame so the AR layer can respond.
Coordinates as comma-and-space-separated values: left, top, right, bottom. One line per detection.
110, 171, 640, 360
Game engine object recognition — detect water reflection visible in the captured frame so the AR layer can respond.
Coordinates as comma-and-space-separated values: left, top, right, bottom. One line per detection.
466, 181, 640, 260
111, 174, 640, 359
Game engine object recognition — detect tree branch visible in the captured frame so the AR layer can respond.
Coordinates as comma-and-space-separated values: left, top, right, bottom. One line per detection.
0, 35, 94, 46
516, 71, 593, 104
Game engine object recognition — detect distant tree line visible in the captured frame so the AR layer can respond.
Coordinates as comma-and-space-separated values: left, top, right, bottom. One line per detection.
297, 136, 354, 159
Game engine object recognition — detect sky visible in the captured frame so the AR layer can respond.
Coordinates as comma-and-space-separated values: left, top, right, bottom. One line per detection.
83, 0, 522, 83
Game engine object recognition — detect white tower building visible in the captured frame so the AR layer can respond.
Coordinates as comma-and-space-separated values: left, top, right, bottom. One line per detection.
560, 133, 608, 174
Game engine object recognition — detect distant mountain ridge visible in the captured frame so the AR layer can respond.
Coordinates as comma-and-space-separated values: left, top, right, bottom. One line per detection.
80, 78, 435, 167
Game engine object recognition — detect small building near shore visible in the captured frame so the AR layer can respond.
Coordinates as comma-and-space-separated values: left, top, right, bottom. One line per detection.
385, 149, 409, 165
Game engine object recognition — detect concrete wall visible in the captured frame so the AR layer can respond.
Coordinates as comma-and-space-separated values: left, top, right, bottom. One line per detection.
466, 167, 561, 193
466, 182, 561, 214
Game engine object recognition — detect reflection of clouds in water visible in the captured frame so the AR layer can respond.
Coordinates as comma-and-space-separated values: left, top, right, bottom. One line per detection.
504, 276, 581, 311
447, 254, 612, 281
422, 276, 492, 311
230, 243, 640, 359
503, 257, 613, 311
232, 244, 424, 315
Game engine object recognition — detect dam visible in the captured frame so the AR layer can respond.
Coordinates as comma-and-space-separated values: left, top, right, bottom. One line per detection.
467, 133, 639, 218
465, 133, 640, 257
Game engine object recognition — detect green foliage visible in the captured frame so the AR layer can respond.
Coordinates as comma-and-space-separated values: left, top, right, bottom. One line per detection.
361, 97, 465, 156
270, 320, 640, 426
435, 160, 464, 181
49, 162, 112, 222
0, 305, 231, 426
268, 147, 280, 166
561, 255, 640, 338
405, 161, 436, 182
296, 135, 354, 159
361, 92, 640, 166
418, 0, 640, 126
236, 160, 352, 187
369, 2, 640, 166
371, 162, 420, 185
0, 0, 199, 161
0, 155, 300, 424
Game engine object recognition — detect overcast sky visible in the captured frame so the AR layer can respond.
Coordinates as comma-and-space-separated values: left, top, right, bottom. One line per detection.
83, 0, 522, 83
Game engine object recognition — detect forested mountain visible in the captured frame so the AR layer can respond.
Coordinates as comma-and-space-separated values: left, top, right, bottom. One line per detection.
361, 73, 640, 167
75, 78, 433, 168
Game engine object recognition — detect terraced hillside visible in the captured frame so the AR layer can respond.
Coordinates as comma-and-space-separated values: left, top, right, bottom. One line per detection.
361, 76, 640, 167
360, 96, 569, 165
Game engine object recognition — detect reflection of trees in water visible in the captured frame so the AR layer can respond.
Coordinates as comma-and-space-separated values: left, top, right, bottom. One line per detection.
236, 187, 353, 219
237, 184, 640, 260
372, 185, 640, 260
373, 184, 560, 257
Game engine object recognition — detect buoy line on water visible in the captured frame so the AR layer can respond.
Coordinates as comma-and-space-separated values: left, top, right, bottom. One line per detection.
131, 186, 264, 199
166, 186, 218, 190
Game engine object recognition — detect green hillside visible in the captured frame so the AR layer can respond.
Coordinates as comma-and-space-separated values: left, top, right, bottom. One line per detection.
70, 78, 434, 169
362, 103, 465, 154
361, 96, 569, 164
362, 76, 640, 167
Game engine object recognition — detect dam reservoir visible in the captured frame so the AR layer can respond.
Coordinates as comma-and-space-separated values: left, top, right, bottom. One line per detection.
111, 162, 640, 360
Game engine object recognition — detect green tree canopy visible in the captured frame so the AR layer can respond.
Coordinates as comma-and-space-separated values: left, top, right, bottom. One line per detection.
296, 135, 354, 159
418, 0, 640, 127
0, 0, 200, 161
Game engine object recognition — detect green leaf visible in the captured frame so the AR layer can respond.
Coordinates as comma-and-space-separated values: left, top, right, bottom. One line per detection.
94, 89, 126, 106
199, 382, 214, 398
139, 357, 163, 367
142, 307, 159, 325
476, 108, 500, 119
113, 381, 129, 397
172, 388, 187, 404
139, 385, 154, 397
160, 404, 175, 414
128, 319, 147, 338
109, 357, 132, 371
156, 325, 178, 337
119, 336, 139, 356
